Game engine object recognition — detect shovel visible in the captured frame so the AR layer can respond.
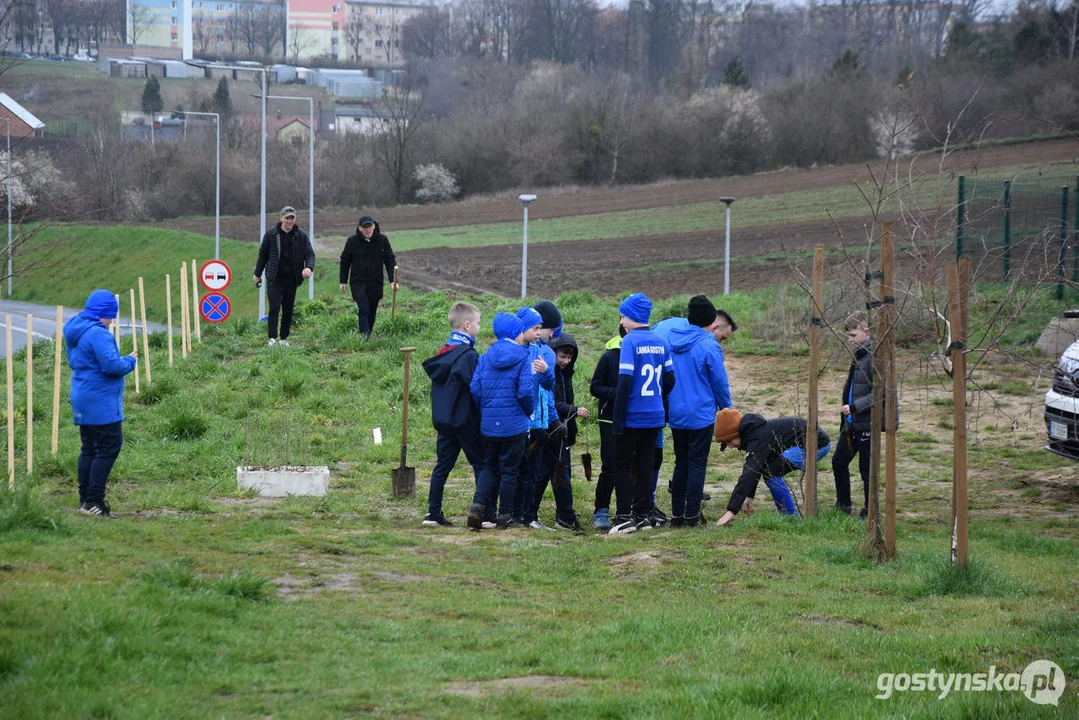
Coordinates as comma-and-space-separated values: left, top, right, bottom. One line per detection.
392, 346, 416, 496
391, 266, 399, 319
581, 417, 593, 482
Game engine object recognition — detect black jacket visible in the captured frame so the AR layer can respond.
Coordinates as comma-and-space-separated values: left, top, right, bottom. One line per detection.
550, 332, 580, 446
254, 223, 315, 287
735, 414, 830, 489
841, 340, 898, 433
422, 343, 479, 433
339, 224, 396, 301
590, 336, 621, 423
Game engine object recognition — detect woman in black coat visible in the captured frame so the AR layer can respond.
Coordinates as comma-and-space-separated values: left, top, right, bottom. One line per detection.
339, 215, 397, 337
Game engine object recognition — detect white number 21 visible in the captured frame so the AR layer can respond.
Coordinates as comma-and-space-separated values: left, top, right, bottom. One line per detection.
640, 364, 663, 396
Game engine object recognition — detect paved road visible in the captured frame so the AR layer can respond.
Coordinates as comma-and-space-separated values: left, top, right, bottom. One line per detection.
0, 300, 168, 357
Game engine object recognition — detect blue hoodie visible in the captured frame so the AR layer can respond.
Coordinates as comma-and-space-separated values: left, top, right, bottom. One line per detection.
470, 339, 535, 438
63, 312, 137, 425
526, 341, 556, 431
653, 317, 731, 429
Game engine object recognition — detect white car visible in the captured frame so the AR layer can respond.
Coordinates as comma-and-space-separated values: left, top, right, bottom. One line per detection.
73, 52, 93, 63
1045, 339, 1079, 459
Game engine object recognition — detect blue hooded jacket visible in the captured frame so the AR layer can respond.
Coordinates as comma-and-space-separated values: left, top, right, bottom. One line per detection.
422, 342, 479, 433
63, 312, 137, 425
526, 341, 556, 431
653, 317, 731, 429
470, 339, 535, 438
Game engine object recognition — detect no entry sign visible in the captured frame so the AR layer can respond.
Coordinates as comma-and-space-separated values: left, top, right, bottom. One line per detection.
200, 292, 231, 323
199, 260, 232, 291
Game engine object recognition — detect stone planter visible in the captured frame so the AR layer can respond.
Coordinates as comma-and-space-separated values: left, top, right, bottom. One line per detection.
237, 465, 330, 497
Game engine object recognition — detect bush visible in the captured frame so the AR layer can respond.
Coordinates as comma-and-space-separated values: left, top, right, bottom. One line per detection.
160, 399, 210, 440
413, 163, 459, 203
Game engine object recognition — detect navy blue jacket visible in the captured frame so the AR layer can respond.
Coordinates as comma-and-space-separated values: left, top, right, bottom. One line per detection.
63, 313, 137, 425
470, 339, 535, 438
423, 343, 479, 433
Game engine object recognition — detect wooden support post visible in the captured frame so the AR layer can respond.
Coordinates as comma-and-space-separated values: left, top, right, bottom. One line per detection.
166, 274, 174, 367
179, 263, 189, 359
861, 229, 886, 563
51, 305, 62, 456
130, 289, 140, 394
948, 260, 970, 568
25, 315, 32, 476
805, 244, 824, 518
6, 316, 14, 490
881, 226, 897, 560
191, 258, 201, 344
138, 277, 151, 385
113, 294, 121, 346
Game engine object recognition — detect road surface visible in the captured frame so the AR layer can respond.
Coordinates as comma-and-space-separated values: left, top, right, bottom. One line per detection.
0, 300, 168, 357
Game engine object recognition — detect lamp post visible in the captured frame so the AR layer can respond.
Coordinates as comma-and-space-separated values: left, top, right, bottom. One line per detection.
519, 194, 536, 299
3, 118, 10, 297
258, 94, 315, 300
719, 196, 735, 296
182, 111, 220, 260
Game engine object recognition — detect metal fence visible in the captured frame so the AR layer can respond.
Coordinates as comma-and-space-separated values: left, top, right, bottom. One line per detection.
960, 168, 1077, 294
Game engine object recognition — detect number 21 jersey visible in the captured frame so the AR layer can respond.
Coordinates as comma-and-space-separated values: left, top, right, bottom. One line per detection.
618, 328, 674, 428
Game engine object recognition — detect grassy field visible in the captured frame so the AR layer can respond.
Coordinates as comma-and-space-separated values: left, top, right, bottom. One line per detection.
0, 284, 1076, 717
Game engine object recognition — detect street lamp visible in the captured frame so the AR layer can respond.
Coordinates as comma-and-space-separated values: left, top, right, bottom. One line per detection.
181, 111, 220, 260
719, 196, 735, 296
256, 94, 315, 300
3, 119, 10, 297
519, 194, 536, 299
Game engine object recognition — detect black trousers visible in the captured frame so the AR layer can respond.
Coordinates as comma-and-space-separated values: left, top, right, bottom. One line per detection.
832, 427, 872, 511
613, 426, 660, 519
594, 421, 616, 512
267, 281, 298, 340
78, 422, 123, 504
350, 284, 382, 337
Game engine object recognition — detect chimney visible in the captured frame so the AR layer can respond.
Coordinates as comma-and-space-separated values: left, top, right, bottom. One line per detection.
276, 109, 282, 120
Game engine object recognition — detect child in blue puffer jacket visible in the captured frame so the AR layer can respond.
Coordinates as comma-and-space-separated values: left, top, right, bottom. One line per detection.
467, 313, 535, 530
64, 289, 138, 519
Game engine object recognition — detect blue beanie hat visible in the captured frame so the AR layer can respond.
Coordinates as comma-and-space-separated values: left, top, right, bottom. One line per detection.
619, 293, 652, 325
493, 312, 524, 340
84, 289, 119, 320
516, 306, 543, 330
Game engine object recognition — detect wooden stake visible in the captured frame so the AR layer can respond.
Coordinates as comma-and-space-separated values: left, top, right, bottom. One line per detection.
25, 315, 32, 476
130, 289, 140, 394
113, 294, 121, 346
51, 305, 61, 455
861, 229, 886, 563
948, 260, 970, 568
191, 258, 201, 344
6, 316, 14, 490
391, 266, 399, 319
881, 226, 897, 560
179, 263, 189, 359
138, 277, 151, 385
166, 274, 174, 367
805, 245, 824, 518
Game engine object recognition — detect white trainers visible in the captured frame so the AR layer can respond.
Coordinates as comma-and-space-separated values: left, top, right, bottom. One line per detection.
607, 517, 639, 535
278, 339, 290, 347
268, 338, 278, 347
528, 520, 556, 531
480, 521, 497, 529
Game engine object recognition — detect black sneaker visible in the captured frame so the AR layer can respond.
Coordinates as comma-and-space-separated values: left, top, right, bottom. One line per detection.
650, 508, 670, 527
555, 517, 583, 533
670, 516, 686, 528
467, 503, 486, 530
422, 512, 453, 527
634, 515, 656, 531
81, 500, 117, 520
683, 514, 707, 528
607, 515, 638, 535
701, 493, 712, 502
859, 507, 868, 520
495, 514, 520, 529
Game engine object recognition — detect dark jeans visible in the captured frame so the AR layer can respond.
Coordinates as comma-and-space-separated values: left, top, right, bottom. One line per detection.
473, 434, 526, 518
594, 421, 616, 512
727, 454, 797, 514
515, 429, 546, 522
267, 281, 298, 340
833, 428, 872, 511
78, 422, 123, 504
670, 426, 713, 519
351, 286, 382, 337
427, 427, 484, 516
532, 441, 576, 524
613, 426, 660, 519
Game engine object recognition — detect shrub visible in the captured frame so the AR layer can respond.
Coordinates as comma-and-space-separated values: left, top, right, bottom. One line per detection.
413, 163, 459, 203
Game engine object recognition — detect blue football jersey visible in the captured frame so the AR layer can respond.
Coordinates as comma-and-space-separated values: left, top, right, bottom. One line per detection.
618, 328, 673, 428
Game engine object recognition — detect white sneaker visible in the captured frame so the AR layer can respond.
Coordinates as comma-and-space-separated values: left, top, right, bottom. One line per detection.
480, 521, 497, 529
607, 517, 639, 535
268, 338, 278, 347
278, 339, 290, 347
528, 520, 556, 531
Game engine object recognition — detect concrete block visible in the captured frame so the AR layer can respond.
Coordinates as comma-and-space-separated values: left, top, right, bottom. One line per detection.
1036, 317, 1079, 358
237, 466, 330, 497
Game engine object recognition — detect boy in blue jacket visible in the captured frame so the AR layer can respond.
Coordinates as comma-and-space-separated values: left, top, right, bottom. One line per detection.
515, 304, 556, 528
653, 296, 732, 527
468, 313, 535, 530
421, 301, 483, 527
609, 293, 675, 535
64, 289, 138, 519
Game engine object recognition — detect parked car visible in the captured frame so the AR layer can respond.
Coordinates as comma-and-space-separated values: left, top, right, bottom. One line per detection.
45, 54, 67, 62
1045, 335, 1079, 459
73, 52, 93, 62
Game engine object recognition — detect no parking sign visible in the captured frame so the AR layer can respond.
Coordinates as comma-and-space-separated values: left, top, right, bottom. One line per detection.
200, 292, 232, 323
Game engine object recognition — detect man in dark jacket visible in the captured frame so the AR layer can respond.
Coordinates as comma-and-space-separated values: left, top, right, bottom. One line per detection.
253, 205, 315, 347
339, 215, 397, 337
64, 290, 138, 519
588, 327, 623, 529
421, 302, 484, 527
713, 409, 831, 527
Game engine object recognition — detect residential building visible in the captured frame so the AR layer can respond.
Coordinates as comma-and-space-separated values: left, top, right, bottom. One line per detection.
0, 93, 46, 138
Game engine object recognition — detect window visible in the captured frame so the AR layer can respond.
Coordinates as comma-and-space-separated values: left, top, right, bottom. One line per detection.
332, 4, 340, 12
375, 24, 382, 32
331, 21, 338, 30
376, 7, 382, 15
216, 3, 223, 9
171, 16, 178, 25
375, 39, 382, 47
170, 0, 177, 7
171, 32, 178, 40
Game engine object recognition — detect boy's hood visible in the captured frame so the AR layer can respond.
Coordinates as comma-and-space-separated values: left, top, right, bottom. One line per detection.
605, 335, 622, 351
63, 313, 102, 349
550, 331, 579, 370
738, 413, 768, 443
423, 345, 471, 383
664, 318, 710, 354
487, 339, 529, 370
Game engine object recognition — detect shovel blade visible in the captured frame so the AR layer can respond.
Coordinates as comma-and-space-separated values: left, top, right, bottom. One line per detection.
581, 452, 593, 482
392, 466, 416, 497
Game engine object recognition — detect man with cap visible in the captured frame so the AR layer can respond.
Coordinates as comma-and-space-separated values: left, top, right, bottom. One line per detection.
609, 292, 676, 535
63, 289, 139, 519
339, 215, 397, 338
713, 408, 831, 527
254, 205, 315, 347
653, 295, 732, 527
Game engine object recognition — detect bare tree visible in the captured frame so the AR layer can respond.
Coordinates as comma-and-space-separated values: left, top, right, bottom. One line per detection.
127, 0, 152, 46
345, 8, 365, 60
287, 25, 314, 63
401, 8, 452, 59
258, 3, 285, 57
374, 76, 426, 203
